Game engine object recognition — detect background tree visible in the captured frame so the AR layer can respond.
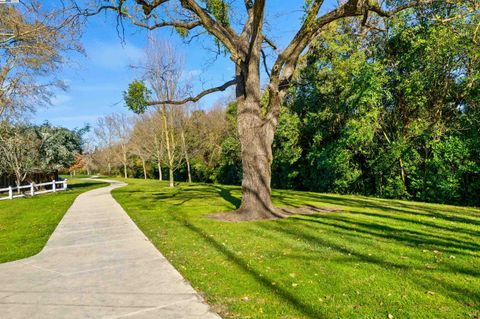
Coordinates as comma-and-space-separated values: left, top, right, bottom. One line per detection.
0, 124, 40, 190
109, 113, 133, 179
94, 115, 118, 175
129, 116, 155, 179
0, 2, 81, 119
283, 4, 480, 205
128, 38, 189, 187
35, 123, 86, 172
0, 122, 83, 189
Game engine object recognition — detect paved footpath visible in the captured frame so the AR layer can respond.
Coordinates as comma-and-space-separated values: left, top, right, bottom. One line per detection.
0, 180, 221, 319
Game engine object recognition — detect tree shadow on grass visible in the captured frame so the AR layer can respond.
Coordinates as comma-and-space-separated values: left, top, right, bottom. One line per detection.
350, 210, 480, 239
256, 220, 480, 304
309, 215, 480, 253
171, 213, 325, 318
274, 191, 480, 227
148, 186, 242, 208
299, 215, 480, 268
213, 185, 241, 209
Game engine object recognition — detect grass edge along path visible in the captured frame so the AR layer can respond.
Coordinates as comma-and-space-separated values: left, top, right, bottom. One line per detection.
0, 179, 108, 263
111, 178, 480, 319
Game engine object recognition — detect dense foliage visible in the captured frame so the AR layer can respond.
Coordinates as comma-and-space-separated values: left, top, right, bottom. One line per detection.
271, 9, 480, 205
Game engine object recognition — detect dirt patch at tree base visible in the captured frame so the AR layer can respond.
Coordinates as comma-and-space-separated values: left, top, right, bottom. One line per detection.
209, 205, 342, 222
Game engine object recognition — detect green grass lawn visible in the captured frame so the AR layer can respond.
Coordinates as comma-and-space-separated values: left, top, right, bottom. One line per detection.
0, 179, 107, 263
112, 178, 480, 319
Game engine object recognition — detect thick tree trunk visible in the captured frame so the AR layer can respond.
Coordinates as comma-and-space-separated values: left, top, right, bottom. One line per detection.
236, 97, 278, 219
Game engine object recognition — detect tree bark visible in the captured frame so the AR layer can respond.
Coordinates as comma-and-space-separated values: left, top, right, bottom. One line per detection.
123, 148, 128, 179
233, 16, 281, 219
181, 130, 192, 183
155, 135, 163, 181
15, 176, 21, 195
162, 105, 176, 188
157, 160, 163, 181
169, 167, 174, 187
142, 158, 147, 179
235, 89, 278, 219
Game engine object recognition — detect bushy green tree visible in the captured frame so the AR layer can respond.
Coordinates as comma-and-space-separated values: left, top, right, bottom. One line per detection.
286, 4, 480, 205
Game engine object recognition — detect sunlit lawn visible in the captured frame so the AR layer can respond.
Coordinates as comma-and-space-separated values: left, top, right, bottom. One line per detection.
112, 178, 480, 319
0, 179, 107, 263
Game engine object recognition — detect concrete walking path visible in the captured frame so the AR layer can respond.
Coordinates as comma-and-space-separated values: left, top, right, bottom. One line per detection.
0, 180, 221, 319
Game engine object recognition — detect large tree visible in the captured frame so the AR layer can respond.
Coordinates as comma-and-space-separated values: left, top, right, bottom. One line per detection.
86, 0, 455, 219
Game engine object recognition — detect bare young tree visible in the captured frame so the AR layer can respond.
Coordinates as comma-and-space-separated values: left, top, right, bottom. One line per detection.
87, 0, 446, 219
129, 116, 155, 179
0, 2, 82, 119
146, 111, 166, 181
94, 116, 116, 175
109, 113, 133, 179
0, 124, 40, 191
142, 38, 188, 187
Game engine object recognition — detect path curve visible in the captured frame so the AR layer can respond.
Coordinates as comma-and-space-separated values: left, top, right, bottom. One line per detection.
0, 180, 221, 319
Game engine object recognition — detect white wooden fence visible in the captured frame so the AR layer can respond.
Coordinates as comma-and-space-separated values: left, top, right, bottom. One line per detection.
0, 180, 68, 201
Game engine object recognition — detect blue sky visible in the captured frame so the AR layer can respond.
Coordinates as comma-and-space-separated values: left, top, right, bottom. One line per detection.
32, 0, 337, 130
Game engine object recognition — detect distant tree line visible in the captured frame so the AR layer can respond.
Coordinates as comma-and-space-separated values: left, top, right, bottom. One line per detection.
86, 105, 232, 186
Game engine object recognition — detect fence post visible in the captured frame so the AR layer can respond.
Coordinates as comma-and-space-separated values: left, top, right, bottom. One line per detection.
64, 179, 68, 191
8, 186, 13, 200
52, 180, 56, 192
30, 183, 35, 196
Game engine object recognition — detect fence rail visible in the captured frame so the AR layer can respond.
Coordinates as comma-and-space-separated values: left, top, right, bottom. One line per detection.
0, 180, 68, 201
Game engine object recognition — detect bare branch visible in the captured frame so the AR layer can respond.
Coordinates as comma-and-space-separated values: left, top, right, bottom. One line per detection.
148, 79, 237, 106
263, 36, 278, 50
261, 49, 271, 78
79, 4, 201, 31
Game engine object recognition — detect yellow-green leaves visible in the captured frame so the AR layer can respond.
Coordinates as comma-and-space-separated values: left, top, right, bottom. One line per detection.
123, 80, 151, 114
